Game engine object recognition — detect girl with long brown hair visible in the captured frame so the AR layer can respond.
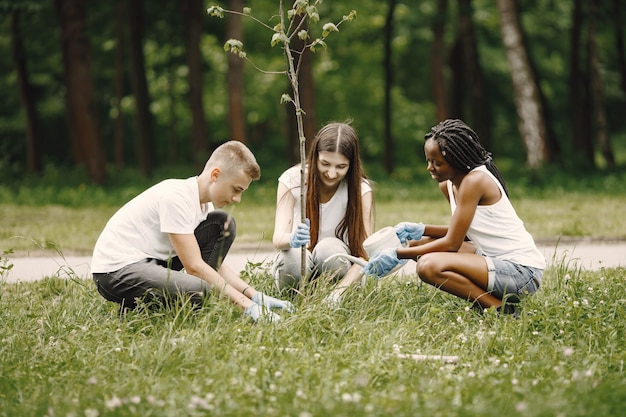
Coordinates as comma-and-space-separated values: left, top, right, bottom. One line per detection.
271, 122, 374, 301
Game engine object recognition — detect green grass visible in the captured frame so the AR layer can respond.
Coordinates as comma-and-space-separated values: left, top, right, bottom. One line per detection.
1, 252, 625, 416
1, 168, 626, 415
3, 164, 626, 254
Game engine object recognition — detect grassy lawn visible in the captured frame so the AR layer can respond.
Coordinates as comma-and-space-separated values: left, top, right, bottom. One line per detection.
1, 180, 626, 255
1, 170, 625, 416
0, 253, 625, 416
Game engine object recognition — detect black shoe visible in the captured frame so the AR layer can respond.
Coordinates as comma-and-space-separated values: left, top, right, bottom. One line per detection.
496, 303, 519, 319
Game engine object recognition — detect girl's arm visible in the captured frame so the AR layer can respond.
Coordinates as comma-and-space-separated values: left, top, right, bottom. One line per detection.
272, 182, 296, 250
398, 175, 483, 259
361, 190, 375, 236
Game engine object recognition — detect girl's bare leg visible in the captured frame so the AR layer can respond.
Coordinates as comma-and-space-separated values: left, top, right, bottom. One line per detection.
416, 251, 502, 309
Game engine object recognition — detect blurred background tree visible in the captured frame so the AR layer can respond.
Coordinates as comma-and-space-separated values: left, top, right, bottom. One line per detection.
1, 0, 624, 185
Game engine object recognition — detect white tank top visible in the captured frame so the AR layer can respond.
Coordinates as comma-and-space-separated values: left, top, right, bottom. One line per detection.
278, 165, 371, 243
447, 165, 545, 269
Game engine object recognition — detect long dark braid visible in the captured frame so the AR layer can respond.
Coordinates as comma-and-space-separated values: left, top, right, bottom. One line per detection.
425, 119, 508, 196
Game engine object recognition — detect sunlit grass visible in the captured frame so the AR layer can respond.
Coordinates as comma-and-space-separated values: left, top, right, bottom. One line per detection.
1, 250, 625, 416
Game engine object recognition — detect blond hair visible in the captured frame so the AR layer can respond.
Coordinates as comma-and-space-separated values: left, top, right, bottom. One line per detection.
205, 141, 260, 180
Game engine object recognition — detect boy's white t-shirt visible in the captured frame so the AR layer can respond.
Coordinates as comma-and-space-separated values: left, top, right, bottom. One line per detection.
91, 177, 213, 273
278, 165, 371, 242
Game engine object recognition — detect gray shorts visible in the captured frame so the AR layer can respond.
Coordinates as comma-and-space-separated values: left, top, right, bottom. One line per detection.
484, 256, 542, 302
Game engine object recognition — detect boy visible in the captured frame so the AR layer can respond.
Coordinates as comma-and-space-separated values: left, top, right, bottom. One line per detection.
91, 141, 293, 322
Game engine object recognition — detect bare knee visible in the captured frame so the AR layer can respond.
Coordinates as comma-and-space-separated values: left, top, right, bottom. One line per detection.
416, 253, 441, 284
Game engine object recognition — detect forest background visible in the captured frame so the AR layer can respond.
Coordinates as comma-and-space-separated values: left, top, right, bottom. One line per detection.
1, 0, 625, 190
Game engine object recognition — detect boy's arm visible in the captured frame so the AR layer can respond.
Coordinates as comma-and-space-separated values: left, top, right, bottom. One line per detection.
168, 233, 254, 309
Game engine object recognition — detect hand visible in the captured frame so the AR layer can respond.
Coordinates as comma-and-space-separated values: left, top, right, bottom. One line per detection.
244, 303, 282, 323
289, 218, 311, 248
252, 292, 296, 313
394, 222, 425, 244
362, 248, 407, 278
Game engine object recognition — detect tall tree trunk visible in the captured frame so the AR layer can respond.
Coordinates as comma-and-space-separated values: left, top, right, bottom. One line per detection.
55, 0, 106, 183
457, 0, 492, 150
182, 0, 209, 167
226, 0, 246, 143
126, 0, 154, 177
430, 0, 448, 123
569, 0, 594, 165
11, 11, 42, 173
113, 0, 125, 168
383, 0, 398, 174
286, 12, 316, 164
612, 0, 626, 99
496, 0, 549, 168
589, 0, 615, 168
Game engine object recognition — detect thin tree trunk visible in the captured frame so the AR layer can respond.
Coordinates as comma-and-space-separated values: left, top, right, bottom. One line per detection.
612, 0, 626, 98
457, 0, 492, 150
11, 11, 42, 173
569, 0, 594, 165
55, 0, 106, 183
113, 0, 124, 168
431, 0, 448, 123
496, 0, 549, 168
182, 0, 209, 166
286, 12, 316, 164
226, 0, 246, 143
589, 0, 615, 168
383, 0, 398, 174
126, 0, 154, 177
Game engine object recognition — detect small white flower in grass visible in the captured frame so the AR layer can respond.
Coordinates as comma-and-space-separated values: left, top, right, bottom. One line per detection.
585, 369, 593, 377
248, 367, 257, 376
532, 331, 539, 336
582, 299, 589, 306
86, 376, 97, 385
314, 353, 321, 359
85, 408, 99, 417
456, 316, 463, 323
130, 396, 140, 404
573, 301, 580, 307
563, 347, 574, 357
587, 287, 593, 292
564, 274, 571, 281
274, 371, 282, 378
516, 402, 528, 412
511, 378, 519, 385
468, 371, 475, 377
105, 396, 123, 410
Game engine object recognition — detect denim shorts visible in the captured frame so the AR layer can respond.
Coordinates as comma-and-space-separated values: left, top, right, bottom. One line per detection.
484, 256, 543, 302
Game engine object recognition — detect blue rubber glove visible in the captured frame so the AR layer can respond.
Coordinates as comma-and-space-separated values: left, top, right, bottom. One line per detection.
362, 248, 407, 278
394, 222, 425, 244
289, 218, 311, 248
244, 303, 282, 323
252, 292, 296, 313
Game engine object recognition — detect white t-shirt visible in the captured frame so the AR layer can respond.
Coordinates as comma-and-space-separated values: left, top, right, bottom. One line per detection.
278, 165, 371, 243
91, 177, 213, 273
447, 166, 546, 269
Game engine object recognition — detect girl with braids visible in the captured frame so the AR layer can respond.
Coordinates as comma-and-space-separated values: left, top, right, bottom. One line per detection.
364, 119, 545, 316
271, 122, 374, 299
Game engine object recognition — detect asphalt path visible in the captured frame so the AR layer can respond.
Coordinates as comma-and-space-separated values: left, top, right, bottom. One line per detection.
4, 239, 624, 284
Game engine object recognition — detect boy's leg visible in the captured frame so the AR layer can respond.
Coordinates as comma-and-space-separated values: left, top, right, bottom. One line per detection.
93, 259, 210, 309
193, 210, 237, 270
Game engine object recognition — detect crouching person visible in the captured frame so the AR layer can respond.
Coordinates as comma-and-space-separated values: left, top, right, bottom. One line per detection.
91, 141, 294, 322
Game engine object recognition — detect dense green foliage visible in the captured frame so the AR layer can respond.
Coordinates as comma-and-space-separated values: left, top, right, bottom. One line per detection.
0, 251, 625, 416
1, 0, 625, 181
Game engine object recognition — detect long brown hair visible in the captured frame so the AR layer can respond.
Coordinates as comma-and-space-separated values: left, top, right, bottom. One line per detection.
306, 122, 368, 258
